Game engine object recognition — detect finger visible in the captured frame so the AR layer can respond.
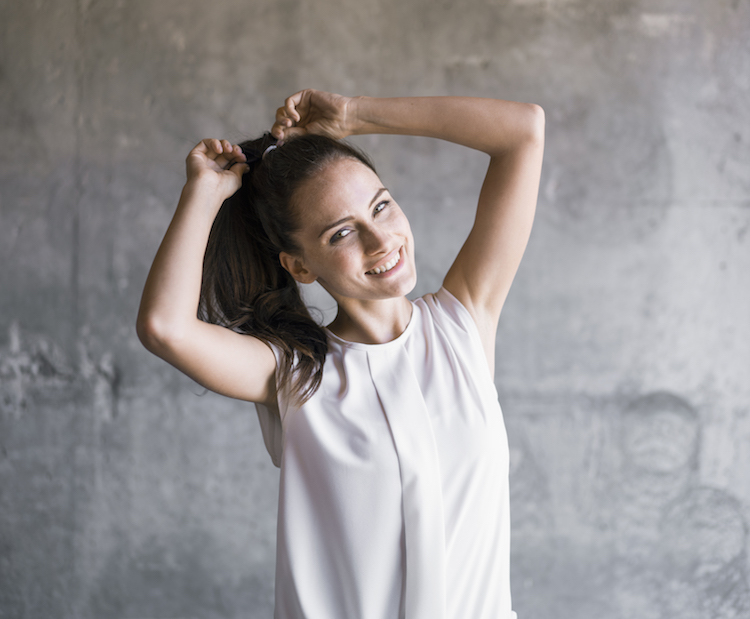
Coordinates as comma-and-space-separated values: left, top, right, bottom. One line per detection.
271, 121, 286, 141
275, 107, 295, 129
284, 91, 306, 123
222, 147, 247, 170
206, 138, 223, 155
228, 160, 250, 175
271, 119, 305, 142
213, 141, 241, 167
277, 125, 307, 141
192, 139, 213, 156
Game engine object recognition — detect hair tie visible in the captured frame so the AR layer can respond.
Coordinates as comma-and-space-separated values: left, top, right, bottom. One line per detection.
262, 144, 278, 160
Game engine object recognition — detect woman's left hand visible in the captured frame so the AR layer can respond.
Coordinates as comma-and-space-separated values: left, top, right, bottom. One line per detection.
271, 89, 354, 142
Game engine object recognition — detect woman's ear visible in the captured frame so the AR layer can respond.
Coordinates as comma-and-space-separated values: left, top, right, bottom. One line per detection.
279, 251, 317, 284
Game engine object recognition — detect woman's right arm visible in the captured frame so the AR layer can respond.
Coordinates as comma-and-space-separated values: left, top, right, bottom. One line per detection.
136, 139, 277, 407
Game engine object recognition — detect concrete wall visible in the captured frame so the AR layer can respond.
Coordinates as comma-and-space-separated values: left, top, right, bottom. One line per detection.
1, 0, 748, 617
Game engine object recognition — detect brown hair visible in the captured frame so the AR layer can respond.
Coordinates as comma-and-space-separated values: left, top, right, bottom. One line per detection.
199, 133, 377, 403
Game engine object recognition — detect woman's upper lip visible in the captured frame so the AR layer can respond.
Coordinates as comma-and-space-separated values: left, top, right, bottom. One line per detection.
366, 248, 401, 273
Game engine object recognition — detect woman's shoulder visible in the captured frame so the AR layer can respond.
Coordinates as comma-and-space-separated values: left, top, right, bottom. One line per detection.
418, 286, 478, 336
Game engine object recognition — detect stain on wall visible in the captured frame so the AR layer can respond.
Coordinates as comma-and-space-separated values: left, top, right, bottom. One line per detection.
1, 0, 749, 617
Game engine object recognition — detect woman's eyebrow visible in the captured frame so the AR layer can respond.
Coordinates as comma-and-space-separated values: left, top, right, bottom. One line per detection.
369, 187, 387, 205
317, 188, 388, 238
318, 216, 354, 238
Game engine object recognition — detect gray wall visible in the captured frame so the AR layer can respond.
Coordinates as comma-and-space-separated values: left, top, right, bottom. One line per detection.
1, 0, 749, 617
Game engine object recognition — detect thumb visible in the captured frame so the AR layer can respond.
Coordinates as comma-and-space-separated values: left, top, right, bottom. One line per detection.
233, 161, 250, 176
276, 125, 309, 142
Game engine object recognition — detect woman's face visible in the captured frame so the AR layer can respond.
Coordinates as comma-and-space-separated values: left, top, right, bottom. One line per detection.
281, 157, 417, 305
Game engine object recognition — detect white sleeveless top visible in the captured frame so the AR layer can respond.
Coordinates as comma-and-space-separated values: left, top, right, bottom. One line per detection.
256, 287, 516, 619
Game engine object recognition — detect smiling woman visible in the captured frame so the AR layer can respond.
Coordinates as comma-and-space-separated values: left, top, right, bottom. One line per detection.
136, 89, 544, 619
279, 157, 417, 342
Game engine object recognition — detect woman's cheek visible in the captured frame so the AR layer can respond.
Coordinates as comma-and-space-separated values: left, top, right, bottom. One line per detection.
327, 247, 359, 277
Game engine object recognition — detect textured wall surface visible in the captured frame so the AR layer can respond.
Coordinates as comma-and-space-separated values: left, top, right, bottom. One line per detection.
1, 0, 749, 617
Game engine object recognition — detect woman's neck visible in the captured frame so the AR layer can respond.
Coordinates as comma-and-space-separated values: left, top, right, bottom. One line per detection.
326, 295, 413, 344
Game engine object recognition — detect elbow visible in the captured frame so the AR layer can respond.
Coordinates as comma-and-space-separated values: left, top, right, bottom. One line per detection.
136, 310, 184, 357
487, 102, 545, 157
135, 311, 163, 355
525, 103, 545, 146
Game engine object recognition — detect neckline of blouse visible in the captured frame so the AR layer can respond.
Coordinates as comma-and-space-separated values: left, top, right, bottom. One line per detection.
324, 300, 417, 351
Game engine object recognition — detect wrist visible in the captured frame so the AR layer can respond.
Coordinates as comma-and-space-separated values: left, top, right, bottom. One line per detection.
344, 96, 393, 137
180, 175, 227, 214
345, 96, 370, 136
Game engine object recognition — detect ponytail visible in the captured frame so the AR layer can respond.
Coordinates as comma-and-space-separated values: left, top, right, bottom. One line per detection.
199, 133, 376, 403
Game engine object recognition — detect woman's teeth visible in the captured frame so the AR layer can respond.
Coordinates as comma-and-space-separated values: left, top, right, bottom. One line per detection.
367, 250, 401, 275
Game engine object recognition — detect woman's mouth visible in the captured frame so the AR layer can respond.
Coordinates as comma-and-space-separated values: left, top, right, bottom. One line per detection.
366, 248, 402, 275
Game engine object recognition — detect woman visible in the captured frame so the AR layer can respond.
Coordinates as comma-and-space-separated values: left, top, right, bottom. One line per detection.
137, 89, 544, 619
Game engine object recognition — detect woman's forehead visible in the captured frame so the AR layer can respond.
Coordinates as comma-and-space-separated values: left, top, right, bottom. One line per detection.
294, 158, 385, 219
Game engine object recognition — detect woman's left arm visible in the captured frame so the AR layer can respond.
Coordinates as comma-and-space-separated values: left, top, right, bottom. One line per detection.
274, 92, 545, 360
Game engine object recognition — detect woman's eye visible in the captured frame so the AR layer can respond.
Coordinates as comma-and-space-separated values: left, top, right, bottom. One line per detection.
330, 228, 352, 244
374, 200, 390, 215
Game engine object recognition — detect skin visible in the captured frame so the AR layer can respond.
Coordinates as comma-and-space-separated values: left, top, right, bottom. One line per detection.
280, 158, 417, 344
137, 91, 545, 412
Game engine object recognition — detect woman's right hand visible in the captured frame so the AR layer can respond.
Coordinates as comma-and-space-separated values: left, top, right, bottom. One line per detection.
185, 138, 248, 202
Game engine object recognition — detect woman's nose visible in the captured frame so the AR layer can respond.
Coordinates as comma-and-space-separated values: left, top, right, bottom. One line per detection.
362, 225, 390, 255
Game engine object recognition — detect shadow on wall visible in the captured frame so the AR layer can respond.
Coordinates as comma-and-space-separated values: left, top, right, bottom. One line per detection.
602, 392, 749, 618
509, 391, 750, 619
